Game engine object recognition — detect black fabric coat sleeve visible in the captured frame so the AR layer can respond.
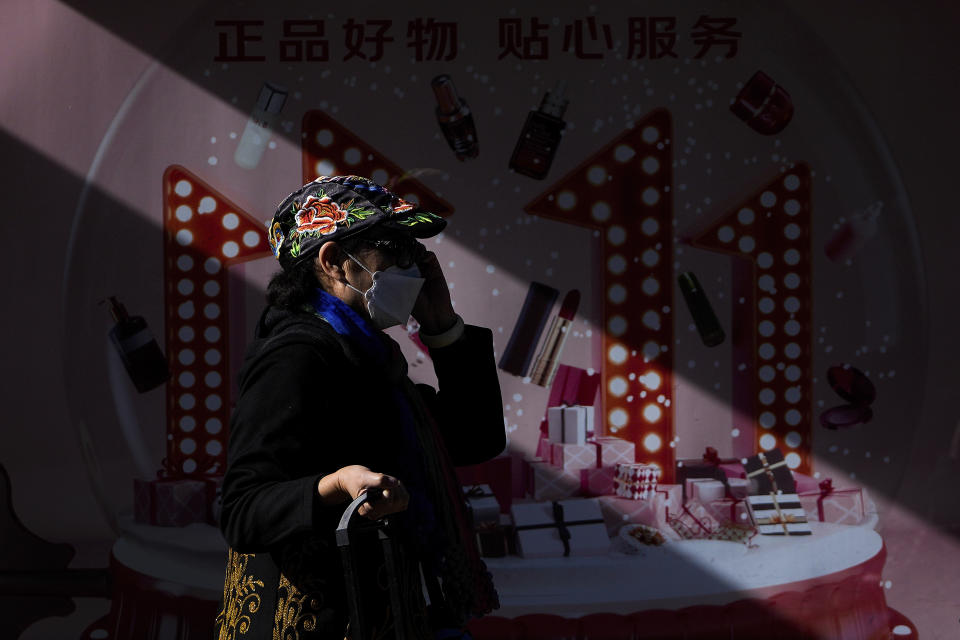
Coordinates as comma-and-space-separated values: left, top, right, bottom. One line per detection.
423, 324, 506, 466
219, 343, 343, 554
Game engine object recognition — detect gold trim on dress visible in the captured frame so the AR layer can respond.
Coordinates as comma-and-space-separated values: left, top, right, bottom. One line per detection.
273, 573, 322, 640
216, 548, 266, 639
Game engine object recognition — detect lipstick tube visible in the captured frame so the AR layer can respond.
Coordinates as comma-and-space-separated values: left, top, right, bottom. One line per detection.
530, 290, 580, 387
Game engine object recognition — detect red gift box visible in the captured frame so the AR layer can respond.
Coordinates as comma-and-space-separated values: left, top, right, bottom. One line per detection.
455, 454, 513, 512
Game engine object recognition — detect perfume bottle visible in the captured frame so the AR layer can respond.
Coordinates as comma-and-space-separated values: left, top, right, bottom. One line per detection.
509, 80, 569, 180
104, 296, 170, 393
431, 75, 479, 160
233, 82, 288, 170
677, 272, 726, 347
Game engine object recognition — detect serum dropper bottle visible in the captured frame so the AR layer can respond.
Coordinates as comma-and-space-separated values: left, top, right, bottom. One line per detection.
509, 80, 569, 180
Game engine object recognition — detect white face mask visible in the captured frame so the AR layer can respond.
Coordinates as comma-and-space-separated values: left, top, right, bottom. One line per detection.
344, 252, 425, 330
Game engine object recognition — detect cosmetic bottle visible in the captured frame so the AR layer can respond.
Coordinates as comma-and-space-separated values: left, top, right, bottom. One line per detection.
105, 296, 170, 393
509, 80, 569, 179
234, 82, 288, 170
431, 75, 479, 160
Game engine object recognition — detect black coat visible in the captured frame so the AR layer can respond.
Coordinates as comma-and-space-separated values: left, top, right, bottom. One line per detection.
214, 306, 505, 640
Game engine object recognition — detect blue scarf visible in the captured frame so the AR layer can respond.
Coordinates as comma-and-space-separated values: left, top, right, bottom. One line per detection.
310, 289, 444, 574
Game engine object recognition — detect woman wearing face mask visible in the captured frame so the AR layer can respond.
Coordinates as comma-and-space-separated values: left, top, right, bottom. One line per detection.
215, 175, 504, 640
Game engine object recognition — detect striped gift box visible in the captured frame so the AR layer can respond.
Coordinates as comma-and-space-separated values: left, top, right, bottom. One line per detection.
746, 493, 812, 536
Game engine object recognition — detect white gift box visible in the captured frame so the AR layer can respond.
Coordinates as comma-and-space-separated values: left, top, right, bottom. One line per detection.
689, 479, 726, 503
512, 498, 611, 558
546, 405, 592, 444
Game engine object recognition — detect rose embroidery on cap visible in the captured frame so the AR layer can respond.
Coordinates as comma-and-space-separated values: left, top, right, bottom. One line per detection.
293, 194, 349, 236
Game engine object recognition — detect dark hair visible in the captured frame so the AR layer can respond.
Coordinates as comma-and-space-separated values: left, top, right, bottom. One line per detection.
265, 237, 369, 310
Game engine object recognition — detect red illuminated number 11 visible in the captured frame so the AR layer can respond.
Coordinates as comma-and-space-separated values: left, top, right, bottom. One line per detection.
525, 108, 813, 477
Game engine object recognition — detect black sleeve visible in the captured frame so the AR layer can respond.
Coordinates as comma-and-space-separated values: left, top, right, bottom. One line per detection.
421, 324, 506, 466
219, 343, 346, 553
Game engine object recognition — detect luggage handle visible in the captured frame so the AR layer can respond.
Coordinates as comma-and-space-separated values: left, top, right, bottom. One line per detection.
337, 490, 410, 640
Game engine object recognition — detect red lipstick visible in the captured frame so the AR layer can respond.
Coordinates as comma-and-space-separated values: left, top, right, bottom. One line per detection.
530, 289, 580, 387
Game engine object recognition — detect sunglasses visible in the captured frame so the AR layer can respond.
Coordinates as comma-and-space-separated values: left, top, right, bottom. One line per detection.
358, 235, 427, 269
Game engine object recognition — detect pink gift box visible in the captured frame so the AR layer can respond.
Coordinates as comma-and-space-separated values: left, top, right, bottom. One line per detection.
550, 442, 598, 471
580, 467, 616, 496
718, 462, 746, 479
791, 471, 820, 494
798, 487, 865, 525
134, 477, 209, 527
527, 460, 580, 501
598, 494, 669, 536
589, 436, 636, 467
703, 498, 752, 527
654, 483, 682, 510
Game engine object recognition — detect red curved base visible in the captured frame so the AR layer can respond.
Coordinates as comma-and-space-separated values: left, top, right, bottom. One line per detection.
468, 574, 916, 640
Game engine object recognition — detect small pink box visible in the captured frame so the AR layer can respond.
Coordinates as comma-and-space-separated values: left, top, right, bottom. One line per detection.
590, 436, 636, 467
580, 467, 616, 496
550, 442, 597, 471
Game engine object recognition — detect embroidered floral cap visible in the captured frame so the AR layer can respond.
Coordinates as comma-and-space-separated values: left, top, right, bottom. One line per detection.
268, 175, 447, 271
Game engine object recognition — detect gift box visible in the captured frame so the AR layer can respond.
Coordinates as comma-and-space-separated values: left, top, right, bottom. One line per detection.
747, 493, 812, 536
526, 459, 580, 501
551, 442, 597, 471
547, 405, 592, 444
726, 478, 750, 500
614, 463, 660, 500
558, 365, 602, 407
798, 478, 865, 525
654, 483, 683, 509
456, 454, 514, 512
512, 498, 610, 558
580, 466, 616, 496
703, 498, 752, 527
667, 501, 756, 544
615, 462, 661, 483
667, 501, 721, 540
743, 448, 796, 495
689, 479, 727, 503
702, 446, 747, 479
536, 433, 553, 460
677, 455, 730, 503
791, 471, 820, 494
598, 494, 670, 537
589, 436, 635, 467
463, 484, 501, 528
475, 513, 513, 558
134, 477, 209, 527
